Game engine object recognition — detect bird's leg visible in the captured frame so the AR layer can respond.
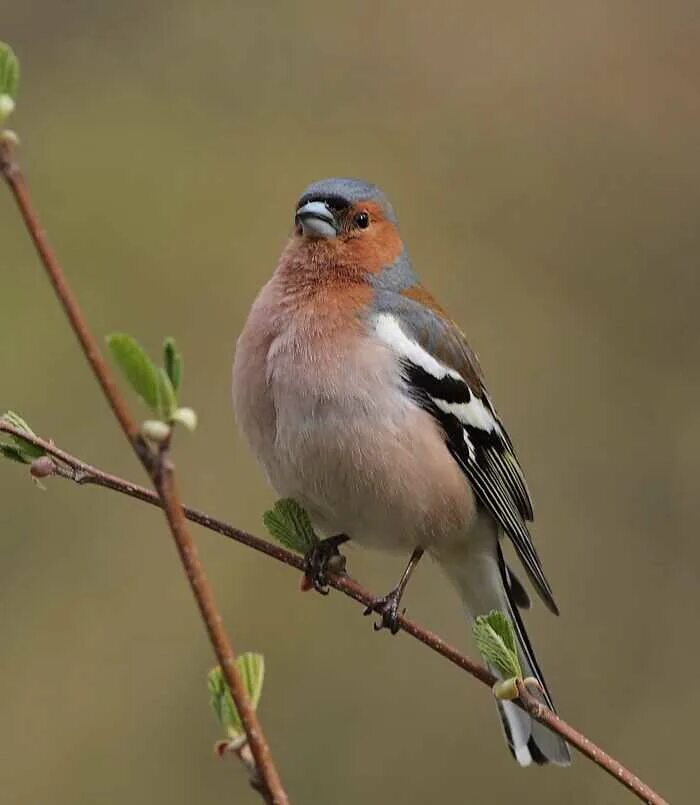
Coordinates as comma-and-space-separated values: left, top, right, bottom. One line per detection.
364, 547, 424, 634
303, 534, 349, 595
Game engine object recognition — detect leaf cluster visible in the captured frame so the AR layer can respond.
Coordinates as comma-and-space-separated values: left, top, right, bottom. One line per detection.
0, 42, 20, 125
263, 498, 319, 555
0, 411, 45, 464
208, 653, 265, 742
106, 334, 196, 432
472, 609, 523, 682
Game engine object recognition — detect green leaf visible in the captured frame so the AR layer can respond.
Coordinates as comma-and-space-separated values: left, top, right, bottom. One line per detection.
208, 653, 265, 740
237, 652, 265, 713
106, 334, 160, 412
0, 443, 29, 463
163, 337, 183, 391
472, 610, 522, 680
2, 410, 36, 435
0, 411, 45, 461
487, 610, 518, 657
156, 367, 178, 420
263, 498, 318, 554
208, 666, 237, 739
0, 42, 20, 101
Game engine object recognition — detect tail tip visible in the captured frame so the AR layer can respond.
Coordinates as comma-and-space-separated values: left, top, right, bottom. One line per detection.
518, 735, 572, 767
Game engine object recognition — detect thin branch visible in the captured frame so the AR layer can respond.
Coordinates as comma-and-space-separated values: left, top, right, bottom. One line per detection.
0, 422, 669, 805
216, 740, 272, 804
235, 743, 271, 804
0, 138, 289, 805
0, 143, 139, 447
515, 680, 666, 805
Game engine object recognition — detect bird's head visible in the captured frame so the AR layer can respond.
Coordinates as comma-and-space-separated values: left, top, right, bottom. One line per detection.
289, 178, 404, 274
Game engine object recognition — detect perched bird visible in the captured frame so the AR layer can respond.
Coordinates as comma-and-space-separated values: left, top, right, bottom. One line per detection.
232, 177, 571, 766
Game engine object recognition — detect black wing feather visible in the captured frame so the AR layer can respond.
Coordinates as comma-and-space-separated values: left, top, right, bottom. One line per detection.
400, 358, 558, 615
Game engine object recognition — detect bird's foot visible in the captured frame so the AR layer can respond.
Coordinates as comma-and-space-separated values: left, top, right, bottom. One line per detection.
303, 534, 349, 595
363, 587, 405, 635
362, 547, 424, 634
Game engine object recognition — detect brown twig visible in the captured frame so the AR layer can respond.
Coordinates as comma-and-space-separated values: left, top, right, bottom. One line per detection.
215, 740, 271, 804
0, 141, 139, 448
0, 138, 289, 805
516, 681, 666, 805
0, 422, 669, 805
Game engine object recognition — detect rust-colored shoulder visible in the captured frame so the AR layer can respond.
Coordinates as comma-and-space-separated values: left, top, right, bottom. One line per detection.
401, 283, 485, 393
400, 284, 449, 317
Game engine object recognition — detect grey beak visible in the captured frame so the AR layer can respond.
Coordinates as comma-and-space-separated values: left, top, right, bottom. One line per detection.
295, 201, 338, 239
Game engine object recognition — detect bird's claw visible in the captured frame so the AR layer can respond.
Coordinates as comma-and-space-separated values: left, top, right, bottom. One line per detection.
363, 589, 405, 635
303, 535, 348, 595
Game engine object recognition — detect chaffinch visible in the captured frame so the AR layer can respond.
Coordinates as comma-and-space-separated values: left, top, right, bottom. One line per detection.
232, 177, 571, 767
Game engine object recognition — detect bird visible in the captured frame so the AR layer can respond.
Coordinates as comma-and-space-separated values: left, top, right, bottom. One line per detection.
232, 177, 571, 767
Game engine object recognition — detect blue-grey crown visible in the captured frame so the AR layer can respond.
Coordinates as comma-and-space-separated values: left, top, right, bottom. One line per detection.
297, 177, 397, 224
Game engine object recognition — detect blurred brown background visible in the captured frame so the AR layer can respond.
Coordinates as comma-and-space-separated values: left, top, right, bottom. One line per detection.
1, 2, 698, 803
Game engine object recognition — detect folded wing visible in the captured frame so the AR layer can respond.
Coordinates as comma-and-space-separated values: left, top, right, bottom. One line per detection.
373, 303, 558, 614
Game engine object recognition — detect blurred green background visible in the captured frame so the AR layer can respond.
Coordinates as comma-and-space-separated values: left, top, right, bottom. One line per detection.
2, 2, 698, 803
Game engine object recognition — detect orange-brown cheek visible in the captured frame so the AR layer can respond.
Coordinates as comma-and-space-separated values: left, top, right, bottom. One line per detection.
346, 221, 403, 274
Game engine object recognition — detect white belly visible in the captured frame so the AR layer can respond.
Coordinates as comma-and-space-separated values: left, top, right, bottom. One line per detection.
235, 310, 476, 553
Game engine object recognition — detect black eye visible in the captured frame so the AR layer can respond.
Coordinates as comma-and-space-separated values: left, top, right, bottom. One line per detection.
355, 211, 370, 229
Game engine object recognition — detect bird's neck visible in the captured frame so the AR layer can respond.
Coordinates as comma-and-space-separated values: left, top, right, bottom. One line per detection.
275, 238, 368, 299
268, 240, 373, 339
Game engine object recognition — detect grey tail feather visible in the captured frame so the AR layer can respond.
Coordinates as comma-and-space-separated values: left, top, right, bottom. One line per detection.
495, 545, 572, 767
